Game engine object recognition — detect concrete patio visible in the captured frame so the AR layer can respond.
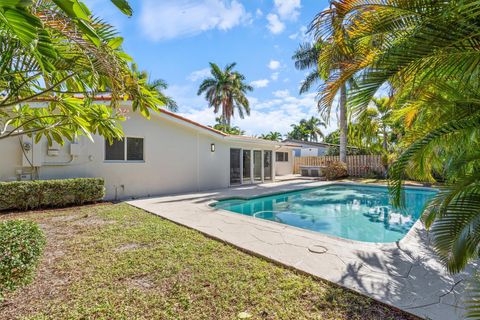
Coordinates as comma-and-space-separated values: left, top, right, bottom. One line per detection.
128, 179, 474, 320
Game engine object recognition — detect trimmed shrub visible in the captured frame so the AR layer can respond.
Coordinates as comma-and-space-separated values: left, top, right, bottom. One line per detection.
0, 220, 45, 301
324, 161, 348, 180
0, 178, 105, 211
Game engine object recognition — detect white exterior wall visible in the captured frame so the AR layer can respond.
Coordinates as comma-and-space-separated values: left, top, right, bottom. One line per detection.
275, 148, 294, 176
0, 108, 278, 200
300, 147, 319, 157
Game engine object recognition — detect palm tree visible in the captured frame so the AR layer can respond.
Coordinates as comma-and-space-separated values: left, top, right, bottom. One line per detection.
303, 117, 326, 142
260, 131, 282, 141
287, 118, 326, 142
320, 1, 480, 318
302, 4, 360, 163
131, 63, 178, 112
287, 122, 309, 141
292, 43, 322, 94
197, 63, 253, 126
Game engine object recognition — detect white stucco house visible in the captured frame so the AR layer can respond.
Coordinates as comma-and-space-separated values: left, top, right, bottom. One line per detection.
0, 98, 295, 200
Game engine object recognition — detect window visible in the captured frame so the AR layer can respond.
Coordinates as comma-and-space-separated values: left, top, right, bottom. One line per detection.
105, 137, 144, 161
276, 152, 289, 162
105, 139, 125, 161
127, 138, 143, 161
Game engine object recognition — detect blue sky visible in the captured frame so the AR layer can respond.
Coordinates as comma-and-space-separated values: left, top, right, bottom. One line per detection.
84, 0, 335, 136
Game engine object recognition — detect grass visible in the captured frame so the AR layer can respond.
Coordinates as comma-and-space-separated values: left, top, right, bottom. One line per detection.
0, 203, 418, 320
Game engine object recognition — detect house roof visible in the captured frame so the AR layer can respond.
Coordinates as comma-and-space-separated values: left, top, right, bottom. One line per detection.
30, 95, 283, 146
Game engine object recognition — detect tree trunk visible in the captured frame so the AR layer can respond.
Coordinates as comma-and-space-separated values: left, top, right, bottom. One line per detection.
382, 125, 388, 150
339, 84, 348, 163
222, 102, 227, 126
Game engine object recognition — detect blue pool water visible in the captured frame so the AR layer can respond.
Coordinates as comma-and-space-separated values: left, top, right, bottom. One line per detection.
214, 184, 436, 243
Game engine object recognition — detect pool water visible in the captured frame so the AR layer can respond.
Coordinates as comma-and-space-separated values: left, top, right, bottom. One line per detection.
214, 184, 436, 243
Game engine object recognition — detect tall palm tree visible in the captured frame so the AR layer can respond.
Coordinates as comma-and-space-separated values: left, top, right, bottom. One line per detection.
303, 4, 360, 163
197, 63, 253, 126
131, 63, 178, 112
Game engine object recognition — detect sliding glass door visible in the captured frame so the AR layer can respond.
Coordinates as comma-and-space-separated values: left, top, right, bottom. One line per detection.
243, 150, 251, 183
253, 150, 262, 181
264, 150, 272, 181
231, 149, 274, 185
230, 148, 241, 185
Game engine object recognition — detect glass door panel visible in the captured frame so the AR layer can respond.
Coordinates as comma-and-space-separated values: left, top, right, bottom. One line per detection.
264, 150, 272, 181
230, 148, 241, 184
253, 150, 262, 181
243, 150, 251, 182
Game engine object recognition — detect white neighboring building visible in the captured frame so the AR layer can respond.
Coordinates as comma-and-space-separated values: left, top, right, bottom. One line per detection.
0, 99, 294, 200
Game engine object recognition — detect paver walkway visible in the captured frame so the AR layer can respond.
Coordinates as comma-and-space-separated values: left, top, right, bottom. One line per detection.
128, 180, 475, 320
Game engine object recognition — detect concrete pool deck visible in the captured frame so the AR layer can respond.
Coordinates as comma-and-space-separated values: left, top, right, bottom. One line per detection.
128, 179, 474, 320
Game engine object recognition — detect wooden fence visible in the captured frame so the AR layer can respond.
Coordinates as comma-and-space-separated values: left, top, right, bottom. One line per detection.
293, 155, 386, 177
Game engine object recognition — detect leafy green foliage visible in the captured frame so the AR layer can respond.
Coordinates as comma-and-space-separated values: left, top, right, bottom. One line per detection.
0, 178, 105, 211
130, 63, 177, 112
259, 131, 282, 141
287, 117, 326, 142
0, 220, 45, 301
0, 0, 165, 144
310, 1, 480, 317
324, 161, 348, 180
211, 117, 245, 135
197, 62, 253, 126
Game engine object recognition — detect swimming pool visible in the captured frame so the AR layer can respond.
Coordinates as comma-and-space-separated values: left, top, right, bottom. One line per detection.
214, 184, 436, 243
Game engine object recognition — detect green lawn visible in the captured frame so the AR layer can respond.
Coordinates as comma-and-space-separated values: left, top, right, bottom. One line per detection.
0, 203, 417, 320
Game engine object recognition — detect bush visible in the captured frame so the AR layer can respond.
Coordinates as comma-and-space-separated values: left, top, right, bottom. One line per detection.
324, 161, 348, 180
0, 220, 45, 301
0, 178, 105, 211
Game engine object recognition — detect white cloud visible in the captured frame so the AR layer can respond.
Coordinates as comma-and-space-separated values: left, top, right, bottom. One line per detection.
274, 0, 301, 21
271, 72, 279, 81
273, 89, 290, 98
266, 14, 285, 34
268, 60, 281, 70
289, 25, 310, 41
250, 79, 270, 88
187, 68, 211, 81
140, 0, 251, 41
255, 8, 263, 17
177, 89, 338, 136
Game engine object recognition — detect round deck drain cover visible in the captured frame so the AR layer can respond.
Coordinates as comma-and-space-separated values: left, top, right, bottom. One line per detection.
308, 245, 328, 254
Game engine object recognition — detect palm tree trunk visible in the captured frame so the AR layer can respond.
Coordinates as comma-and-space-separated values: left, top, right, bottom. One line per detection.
339, 84, 347, 163
222, 103, 227, 126
382, 125, 388, 150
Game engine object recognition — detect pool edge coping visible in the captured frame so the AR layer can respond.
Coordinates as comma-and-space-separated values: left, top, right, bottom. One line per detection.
207, 181, 436, 248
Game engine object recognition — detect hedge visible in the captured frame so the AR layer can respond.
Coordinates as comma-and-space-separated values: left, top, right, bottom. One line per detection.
0, 220, 45, 301
0, 178, 105, 211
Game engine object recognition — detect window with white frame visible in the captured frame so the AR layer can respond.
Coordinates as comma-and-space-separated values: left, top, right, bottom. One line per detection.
275, 152, 289, 162
105, 137, 144, 161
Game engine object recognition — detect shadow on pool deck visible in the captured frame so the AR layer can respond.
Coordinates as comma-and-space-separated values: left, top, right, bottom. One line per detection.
128, 179, 475, 320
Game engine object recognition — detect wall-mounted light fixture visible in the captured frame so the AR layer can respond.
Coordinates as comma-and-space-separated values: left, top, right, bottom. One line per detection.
210, 143, 215, 152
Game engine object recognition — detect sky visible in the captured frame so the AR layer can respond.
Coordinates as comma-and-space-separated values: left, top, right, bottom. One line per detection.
83, 0, 335, 137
